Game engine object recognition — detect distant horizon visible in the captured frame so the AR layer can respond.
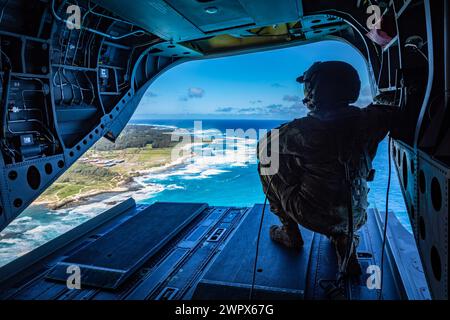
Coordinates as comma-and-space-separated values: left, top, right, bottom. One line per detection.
130, 114, 295, 121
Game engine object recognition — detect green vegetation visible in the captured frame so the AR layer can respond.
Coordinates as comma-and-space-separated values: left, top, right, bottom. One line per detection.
93, 125, 177, 151
37, 125, 178, 209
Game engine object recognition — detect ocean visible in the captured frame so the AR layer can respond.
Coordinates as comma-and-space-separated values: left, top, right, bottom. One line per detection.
0, 119, 410, 267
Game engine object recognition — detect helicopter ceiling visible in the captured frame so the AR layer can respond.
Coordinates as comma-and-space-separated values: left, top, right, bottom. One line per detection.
93, 0, 304, 41
92, 0, 355, 56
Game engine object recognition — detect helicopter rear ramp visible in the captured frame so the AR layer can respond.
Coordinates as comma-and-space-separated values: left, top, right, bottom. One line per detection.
0, 200, 430, 300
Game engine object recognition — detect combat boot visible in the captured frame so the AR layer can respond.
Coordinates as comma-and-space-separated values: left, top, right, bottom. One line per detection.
269, 224, 304, 250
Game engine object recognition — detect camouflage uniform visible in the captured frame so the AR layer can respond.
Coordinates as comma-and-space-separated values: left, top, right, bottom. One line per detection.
258, 104, 399, 239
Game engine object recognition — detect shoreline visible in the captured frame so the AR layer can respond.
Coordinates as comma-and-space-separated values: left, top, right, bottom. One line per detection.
33, 152, 194, 211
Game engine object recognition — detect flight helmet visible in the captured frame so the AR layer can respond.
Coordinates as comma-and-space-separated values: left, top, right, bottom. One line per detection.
296, 61, 361, 111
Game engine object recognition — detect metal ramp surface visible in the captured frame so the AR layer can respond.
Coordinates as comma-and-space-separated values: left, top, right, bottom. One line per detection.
193, 204, 314, 299
45, 202, 207, 289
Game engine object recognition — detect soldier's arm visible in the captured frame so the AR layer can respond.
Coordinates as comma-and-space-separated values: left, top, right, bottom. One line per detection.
364, 104, 402, 137
361, 104, 402, 158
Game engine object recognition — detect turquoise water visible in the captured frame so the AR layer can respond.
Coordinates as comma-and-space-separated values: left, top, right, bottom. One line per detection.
0, 119, 410, 267
133, 119, 281, 208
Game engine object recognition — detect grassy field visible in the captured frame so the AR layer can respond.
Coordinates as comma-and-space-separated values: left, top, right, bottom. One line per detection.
38, 145, 174, 207
96, 146, 174, 174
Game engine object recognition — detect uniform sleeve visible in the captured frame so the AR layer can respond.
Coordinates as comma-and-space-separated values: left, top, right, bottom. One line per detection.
361, 104, 402, 159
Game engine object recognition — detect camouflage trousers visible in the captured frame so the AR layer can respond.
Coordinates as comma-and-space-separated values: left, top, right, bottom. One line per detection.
259, 171, 368, 239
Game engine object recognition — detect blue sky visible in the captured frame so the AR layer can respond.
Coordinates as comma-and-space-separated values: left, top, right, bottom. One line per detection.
133, 40, 373, 120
